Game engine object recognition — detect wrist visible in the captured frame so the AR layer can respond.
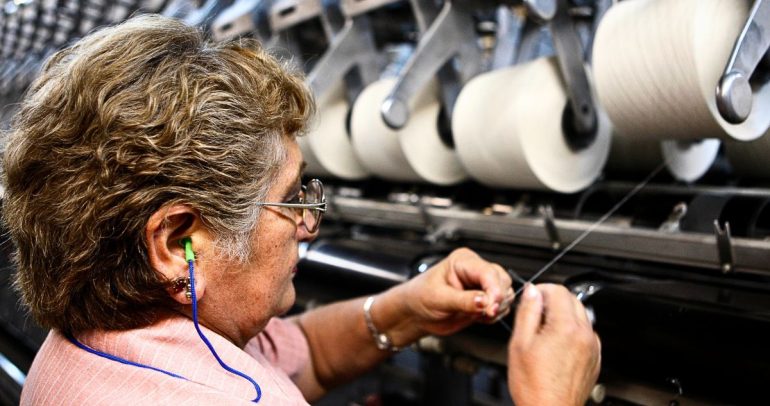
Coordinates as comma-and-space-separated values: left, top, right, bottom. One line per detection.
364, 296, 402, 352
365, 287, 426, 349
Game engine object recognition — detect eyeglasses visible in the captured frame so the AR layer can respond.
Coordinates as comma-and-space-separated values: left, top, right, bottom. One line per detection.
254, 178, 326, 233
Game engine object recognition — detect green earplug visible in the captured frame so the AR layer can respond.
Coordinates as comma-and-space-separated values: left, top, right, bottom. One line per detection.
181, 237, 195, 262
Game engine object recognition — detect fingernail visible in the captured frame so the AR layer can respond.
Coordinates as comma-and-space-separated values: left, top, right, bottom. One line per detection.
525, 283, 540, 300
474, 294, 487, 309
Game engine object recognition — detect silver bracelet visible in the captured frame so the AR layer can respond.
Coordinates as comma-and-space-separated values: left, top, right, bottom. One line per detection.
363, 295, 402, 352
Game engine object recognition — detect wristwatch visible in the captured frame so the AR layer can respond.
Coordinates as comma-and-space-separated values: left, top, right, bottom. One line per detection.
363, 296, 402, 352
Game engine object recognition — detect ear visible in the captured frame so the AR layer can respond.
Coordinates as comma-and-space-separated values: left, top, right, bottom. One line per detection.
145, 205, 212, 305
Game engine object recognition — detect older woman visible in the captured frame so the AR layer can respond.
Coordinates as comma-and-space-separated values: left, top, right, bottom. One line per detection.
2, 15, 599, 405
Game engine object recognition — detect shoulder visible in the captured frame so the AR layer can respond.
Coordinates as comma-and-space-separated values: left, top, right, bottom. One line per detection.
21, 330, 172, 404
244, 317, 310, 379
21, 330, 259, 405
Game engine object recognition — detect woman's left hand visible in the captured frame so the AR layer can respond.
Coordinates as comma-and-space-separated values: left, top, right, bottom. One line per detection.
378, 248, 514, 342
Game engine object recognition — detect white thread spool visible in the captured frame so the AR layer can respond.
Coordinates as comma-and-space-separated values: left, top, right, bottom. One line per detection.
453, 57, 611, 192
298, 137, 330, 177
303, 81, 370, 180
350, 78, 421, 182
593, 0, 769, 142
397, 80, 468, 185
350, 78, 468, 184
608, 136, 721, 183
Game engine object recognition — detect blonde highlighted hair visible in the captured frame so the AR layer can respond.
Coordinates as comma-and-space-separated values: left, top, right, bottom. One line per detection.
1, 14, 314, 333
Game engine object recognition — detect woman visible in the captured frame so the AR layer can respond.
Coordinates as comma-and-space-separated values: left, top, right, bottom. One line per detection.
2, 15, 600, 405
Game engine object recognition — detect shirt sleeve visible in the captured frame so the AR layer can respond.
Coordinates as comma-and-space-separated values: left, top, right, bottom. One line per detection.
243, 317, 310, 380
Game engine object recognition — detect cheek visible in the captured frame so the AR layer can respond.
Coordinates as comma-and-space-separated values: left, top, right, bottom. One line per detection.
251, 216, 299, 277
267, 226, 296, 253
263, 228, 298, 270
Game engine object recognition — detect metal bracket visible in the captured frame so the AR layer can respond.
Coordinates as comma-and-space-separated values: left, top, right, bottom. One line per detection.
266, 0, 325, 71
269, 0, 323, 32
659, 202, 688, 233
714, 220, 735, 273
491, 5, 527, 70
717, 0, 770, 124
540, 205, 561, 250
571, 281, 601, 302
550, 0, 598, 151
412, 195, 457, 243
425, 221, 459, 244
340, 0, 399, 18
523, 0, 556, 22
182, 0, 232, 30
407, 0, 438, 33
380, 0, 484, 130
572, 283, 599, 328
387, 191, 420, 204
212, 0, 272, 42
306, 8, 382, 102
484, 199, 527, 217
586, 0, 612, 62
161, 0, 198, 20
570, 281, 601, 326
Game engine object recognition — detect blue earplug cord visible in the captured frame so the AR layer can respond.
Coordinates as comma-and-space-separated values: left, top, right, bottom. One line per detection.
67, 237, 262, 403
183, 237, 262, 402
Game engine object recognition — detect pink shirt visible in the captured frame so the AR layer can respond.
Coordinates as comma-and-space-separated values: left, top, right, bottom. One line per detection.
21, 315, 311, 405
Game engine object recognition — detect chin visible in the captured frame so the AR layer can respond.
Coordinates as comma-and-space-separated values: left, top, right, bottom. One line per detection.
276, 284, 296, 316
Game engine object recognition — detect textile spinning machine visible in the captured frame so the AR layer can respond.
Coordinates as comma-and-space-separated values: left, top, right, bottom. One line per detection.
2, 0, 770, 404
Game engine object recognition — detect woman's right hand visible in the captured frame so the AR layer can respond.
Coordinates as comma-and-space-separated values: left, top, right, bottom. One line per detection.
507, 283, 601, 406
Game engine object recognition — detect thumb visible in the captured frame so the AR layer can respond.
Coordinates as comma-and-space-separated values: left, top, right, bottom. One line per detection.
512, 284, 543, 348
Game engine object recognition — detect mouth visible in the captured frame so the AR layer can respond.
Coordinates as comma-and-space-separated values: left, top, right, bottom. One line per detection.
291, 265, 298, 276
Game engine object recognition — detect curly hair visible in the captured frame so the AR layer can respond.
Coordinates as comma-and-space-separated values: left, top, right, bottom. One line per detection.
1, 14, 314, 333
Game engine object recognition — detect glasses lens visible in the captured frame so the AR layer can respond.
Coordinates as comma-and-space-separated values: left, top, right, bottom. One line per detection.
304, 180, 323, 232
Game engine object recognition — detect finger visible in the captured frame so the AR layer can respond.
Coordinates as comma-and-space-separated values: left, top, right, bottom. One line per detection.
592, 333, 602, 380
500, 287, 515, 310
491, 264, 513, 306
538, 284, 580, 330
481, 288, 514, 324
511, 283, 543, 348
596, 332, 602, 356
449, 251, 511, 314
492, 287, 515, 318
494, 263, 513, 290
489, 304, 511, 324
437, 287, 489, 315
573, 295, 590, 327
480, 264, 514, 317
